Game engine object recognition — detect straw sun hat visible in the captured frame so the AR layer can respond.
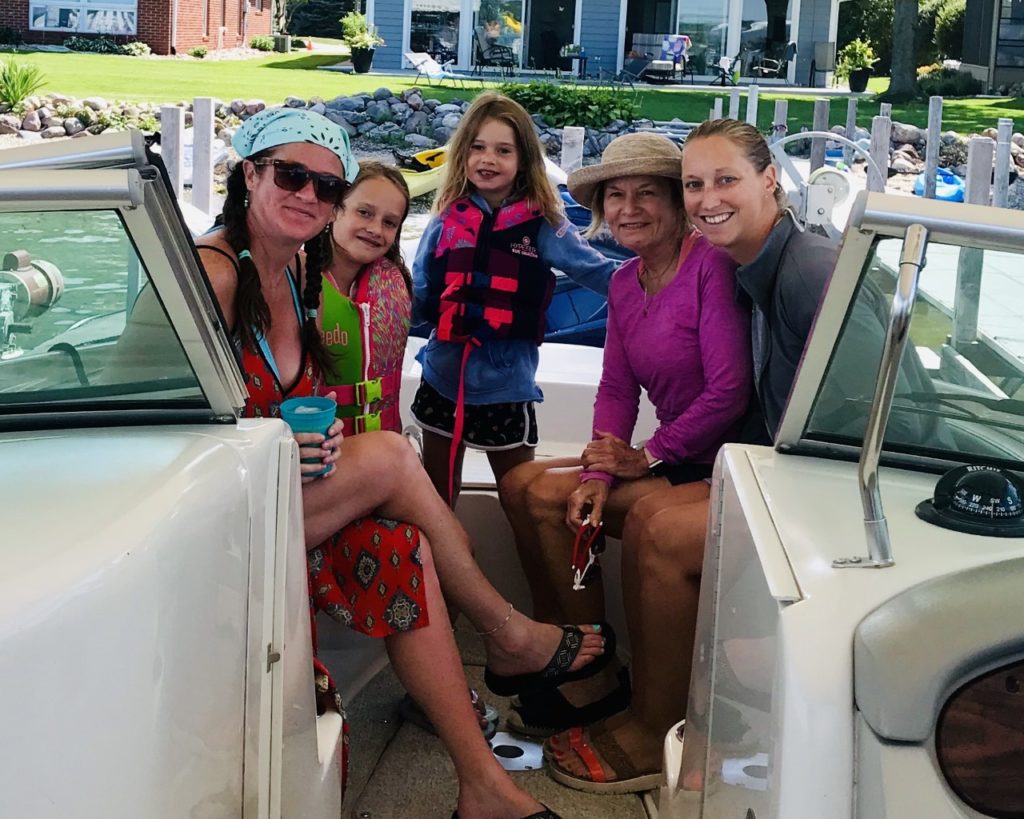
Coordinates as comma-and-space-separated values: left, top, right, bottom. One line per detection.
567, 132, 683, 210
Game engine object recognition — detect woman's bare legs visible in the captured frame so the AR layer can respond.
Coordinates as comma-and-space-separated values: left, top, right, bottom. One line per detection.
553, 482, 710, 781
498, 461, 672, 707
387, 534, 544, 818
303, 431, 604, 678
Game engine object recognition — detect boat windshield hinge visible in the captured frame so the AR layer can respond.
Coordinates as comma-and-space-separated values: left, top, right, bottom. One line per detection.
834, 223, 929, 570
266, 643, 281, 673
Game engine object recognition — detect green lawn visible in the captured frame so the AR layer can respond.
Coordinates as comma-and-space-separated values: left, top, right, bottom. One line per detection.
5, 48, 1021, 136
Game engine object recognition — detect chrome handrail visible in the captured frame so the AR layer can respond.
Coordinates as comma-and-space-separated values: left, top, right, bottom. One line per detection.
834, 222, 929, 569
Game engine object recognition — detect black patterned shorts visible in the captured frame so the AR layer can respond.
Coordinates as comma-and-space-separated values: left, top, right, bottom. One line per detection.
410, 379, 539, 450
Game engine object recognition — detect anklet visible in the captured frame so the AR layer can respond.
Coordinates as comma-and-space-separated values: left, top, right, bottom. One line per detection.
476, 602, 514, 637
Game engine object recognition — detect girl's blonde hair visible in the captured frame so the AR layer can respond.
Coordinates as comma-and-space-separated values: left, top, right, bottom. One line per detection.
433, 92, 563, 227
683, 118, 789, 211
339, 160, 413, 291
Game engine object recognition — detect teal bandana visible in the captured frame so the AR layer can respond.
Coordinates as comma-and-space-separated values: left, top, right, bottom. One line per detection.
232, 107, 359, 182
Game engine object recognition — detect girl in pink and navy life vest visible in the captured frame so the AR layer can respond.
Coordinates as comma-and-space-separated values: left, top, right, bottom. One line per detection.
412, 92, 617, 505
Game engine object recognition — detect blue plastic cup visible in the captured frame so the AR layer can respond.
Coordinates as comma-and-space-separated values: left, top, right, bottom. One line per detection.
279, 396, 337, 477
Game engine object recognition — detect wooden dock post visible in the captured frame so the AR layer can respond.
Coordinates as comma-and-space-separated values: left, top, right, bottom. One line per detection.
746, 85, 759, 126
879, 102, 892, 118
994, 117, 1014, 208
843, 98, 857, 164
160, 105, 185, 200
560, 126, 585, 174
923, 96, 942, 199
867, 115, 891, 192
810, 98, 829, 172
712, 97, 723, 120
770, 99, 788, 143
191, 97, 216, 216
728, 89, 740, 120
953, 136, 995, 350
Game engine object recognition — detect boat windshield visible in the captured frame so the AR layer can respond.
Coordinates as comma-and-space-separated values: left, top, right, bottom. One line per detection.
0, 208, 204, 420
802, 235, 1024, 471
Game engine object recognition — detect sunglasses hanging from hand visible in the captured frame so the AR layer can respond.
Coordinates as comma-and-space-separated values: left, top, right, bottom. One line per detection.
571, 518, 606, 591
252, 159, 350, 205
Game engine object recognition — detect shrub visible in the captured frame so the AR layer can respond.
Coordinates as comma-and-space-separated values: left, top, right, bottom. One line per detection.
63, 35, 123, 54
918, 66, 981, 96
935, 0, 966, 60
497, 82, 638, 129
188, 45, 208, 59
122, 40, 151, 56
0, 58, 46, 107
0, 26, 23, 46
835, 38, 878, 80
837, 0, 893, 73
249, 35, 274, 51
340, 11, 384, 49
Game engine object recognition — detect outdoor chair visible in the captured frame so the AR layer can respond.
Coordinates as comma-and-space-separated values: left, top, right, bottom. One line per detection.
660, 34, 694, 84
600, 56, 653, 90
473, 26, 515, 76
405, 51, 477, 88
751, 41, 796, 80
712, 53, 740, 86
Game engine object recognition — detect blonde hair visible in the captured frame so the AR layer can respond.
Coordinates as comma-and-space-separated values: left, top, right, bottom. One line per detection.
433, 92, 563, 227
583, 176, 685, 240
338, 160, 413, 291
683, 118, 789, 211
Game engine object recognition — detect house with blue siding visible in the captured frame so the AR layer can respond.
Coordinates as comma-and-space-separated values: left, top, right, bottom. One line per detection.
367, 0, 840, 87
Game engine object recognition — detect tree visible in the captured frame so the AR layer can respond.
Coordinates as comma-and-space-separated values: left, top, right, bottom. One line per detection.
884, 0, 920, 100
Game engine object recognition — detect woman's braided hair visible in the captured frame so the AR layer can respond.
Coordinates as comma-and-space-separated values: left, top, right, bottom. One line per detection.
220, 151, 333, 373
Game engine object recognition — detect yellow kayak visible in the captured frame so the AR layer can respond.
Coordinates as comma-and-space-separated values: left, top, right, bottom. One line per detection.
397, 147, 447, 199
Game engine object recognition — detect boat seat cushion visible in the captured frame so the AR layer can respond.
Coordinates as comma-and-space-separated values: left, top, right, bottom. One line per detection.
854, 557, 1024, 741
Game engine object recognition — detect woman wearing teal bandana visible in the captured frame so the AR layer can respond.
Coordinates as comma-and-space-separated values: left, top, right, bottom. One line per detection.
198, 106, 591, 819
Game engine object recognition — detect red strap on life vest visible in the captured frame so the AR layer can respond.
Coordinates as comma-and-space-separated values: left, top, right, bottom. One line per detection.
447, 339, 480, 505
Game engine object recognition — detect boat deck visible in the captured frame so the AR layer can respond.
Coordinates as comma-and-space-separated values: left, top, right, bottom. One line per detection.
326, 622, 652, 819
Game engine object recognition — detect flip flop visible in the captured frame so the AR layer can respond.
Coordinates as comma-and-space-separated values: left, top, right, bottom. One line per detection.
508, 666, 631, 738
546, 725, 663, 794
399, 689, 499, 741
452, 808, 561, 819
484, 621, 616, 698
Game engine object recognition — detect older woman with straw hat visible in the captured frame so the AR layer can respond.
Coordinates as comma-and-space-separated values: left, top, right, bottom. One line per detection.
499, 132, 752, 793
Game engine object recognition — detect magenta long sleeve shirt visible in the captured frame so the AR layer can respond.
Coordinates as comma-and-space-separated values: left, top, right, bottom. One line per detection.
581, 234, 753, 484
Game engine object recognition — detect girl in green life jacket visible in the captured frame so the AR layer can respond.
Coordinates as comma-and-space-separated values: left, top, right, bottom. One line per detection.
319, 161, 412, 433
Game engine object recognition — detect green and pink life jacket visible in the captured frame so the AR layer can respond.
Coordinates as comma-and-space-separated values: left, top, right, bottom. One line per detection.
319, 256, 411, 436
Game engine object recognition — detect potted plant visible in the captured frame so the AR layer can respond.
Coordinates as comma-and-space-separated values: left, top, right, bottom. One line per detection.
341, 11, 384, 74
836, 37, 878, 93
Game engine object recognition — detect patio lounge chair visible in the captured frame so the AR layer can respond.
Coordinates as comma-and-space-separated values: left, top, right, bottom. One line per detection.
473, 26, 515, 76
600, 56, 653, 90
751, 41, 796, 80
405, 52, 476, 88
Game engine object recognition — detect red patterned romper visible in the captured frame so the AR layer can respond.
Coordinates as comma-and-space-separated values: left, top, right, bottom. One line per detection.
213, 248, 428, 788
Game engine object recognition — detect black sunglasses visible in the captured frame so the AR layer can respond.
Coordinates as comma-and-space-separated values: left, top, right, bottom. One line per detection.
251, 159, 349, 205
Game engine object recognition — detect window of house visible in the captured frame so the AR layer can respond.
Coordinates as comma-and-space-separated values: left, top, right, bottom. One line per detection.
997, 0, 1024, 66
30, 0, 137, 34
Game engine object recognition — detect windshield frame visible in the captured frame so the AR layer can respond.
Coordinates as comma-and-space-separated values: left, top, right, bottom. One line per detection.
0, 133, 246, 428
775, 192, 1024, 474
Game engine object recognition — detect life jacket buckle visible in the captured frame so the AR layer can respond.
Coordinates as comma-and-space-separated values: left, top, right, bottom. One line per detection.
355, 412, 382, 434
355, 377, 383, 405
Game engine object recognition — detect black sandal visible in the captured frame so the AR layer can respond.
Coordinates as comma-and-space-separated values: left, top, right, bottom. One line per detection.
508, 666, 631, 738
484, 621, 616, 698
